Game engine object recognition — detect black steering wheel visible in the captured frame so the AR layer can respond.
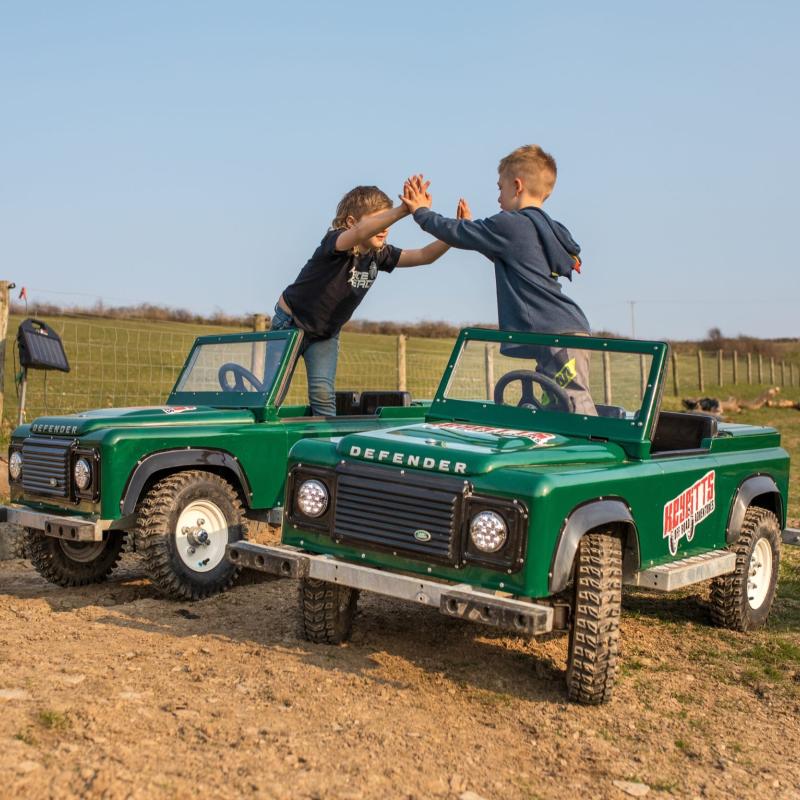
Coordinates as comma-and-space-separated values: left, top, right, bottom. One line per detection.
493, 369, 572, 412
218, 363, 265, 393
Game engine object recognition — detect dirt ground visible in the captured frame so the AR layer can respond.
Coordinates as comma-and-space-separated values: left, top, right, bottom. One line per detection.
1, 545, 799, 800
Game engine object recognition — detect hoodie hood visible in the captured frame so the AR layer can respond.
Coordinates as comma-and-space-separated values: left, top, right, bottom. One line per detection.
521, 207, 581, 281
336, 421, 624, 477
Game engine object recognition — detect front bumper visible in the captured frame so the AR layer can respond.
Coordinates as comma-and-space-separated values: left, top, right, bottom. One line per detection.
226, 541, 555, 636
0, 504, 114, 542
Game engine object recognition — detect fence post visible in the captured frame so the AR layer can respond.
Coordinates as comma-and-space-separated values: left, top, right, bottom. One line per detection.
250, 314, 268, 378
770, 357, 776, 384
252, 314, 267, 332
671, 351, 679, 396
397, 334, 407, 392
602, 351, 612, 405
484, 345, 494, 400
781, 361, 786, 387
0, 281, 11, 428
758, 353, 763, 383
697, 350, 704, 392
639, 355, 646, 401
792, 363, 797, 388
732, 351, 738, 385
746, 353, 752, 385
717, 350, 723, 386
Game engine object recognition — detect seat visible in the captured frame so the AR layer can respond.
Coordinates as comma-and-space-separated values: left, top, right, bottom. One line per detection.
651, 412, 718, 454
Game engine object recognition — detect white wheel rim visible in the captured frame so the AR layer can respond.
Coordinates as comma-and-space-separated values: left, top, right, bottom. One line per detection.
747, 538, 773, 609
174, 500, 229, 573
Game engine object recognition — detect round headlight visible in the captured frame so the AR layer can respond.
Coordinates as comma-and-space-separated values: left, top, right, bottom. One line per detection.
470, 510, 508, 553
74, 458, 92, 491
296, 479, 328, 518
9, 451, 22, 481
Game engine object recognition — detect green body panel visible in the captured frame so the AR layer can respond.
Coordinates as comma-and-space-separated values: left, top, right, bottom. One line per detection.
282, 328, 790, 599
8, 331, 428, 522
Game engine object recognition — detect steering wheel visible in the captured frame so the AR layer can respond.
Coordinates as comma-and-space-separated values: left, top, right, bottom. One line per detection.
493, 369, 572, 412
218, 363, 265, 393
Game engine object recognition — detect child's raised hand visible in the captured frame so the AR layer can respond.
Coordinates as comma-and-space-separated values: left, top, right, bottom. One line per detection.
400, 173, 432, 214
456, 198, 472, 220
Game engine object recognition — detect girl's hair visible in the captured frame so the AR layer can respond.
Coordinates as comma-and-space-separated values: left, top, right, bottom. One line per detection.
331, 185, 393, 230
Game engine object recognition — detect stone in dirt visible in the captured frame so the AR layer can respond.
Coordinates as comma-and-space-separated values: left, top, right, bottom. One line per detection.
460, 793, 490, 800
0, 689, 31, 701
612, 781, 650, 797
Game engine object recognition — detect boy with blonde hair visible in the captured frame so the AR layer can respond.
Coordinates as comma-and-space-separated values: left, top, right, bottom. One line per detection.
401, 144, 595, 415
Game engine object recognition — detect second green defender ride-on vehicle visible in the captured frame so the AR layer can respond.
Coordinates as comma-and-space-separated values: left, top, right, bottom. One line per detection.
228, 328, 789, 704
2, 329, 427, 600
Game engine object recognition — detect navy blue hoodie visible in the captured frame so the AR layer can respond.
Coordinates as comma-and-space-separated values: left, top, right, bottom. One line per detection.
413, 206, 590, 335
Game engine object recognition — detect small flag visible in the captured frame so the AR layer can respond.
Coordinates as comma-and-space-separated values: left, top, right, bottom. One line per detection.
18, 286, 27, 300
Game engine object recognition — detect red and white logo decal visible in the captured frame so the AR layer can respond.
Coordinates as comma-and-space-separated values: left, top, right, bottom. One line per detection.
432, 422, 556, 445
162, 406, 197, 415
663, 470, 715, 556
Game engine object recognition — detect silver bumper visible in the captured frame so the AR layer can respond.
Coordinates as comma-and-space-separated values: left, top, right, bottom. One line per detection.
226, 541, 554, 636
0, 505, 112, 542
783, 527, 800, 546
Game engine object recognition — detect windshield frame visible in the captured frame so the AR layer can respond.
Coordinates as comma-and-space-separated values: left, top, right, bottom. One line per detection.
167, 329, 302, 409
428, 328, 668, 456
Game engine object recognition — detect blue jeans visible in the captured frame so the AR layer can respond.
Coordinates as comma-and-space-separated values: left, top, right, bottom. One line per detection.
271, 304, 339, 416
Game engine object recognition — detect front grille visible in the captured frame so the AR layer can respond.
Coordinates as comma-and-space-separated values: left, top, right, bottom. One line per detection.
333, 464, 467, 564
21, 436, 71, 498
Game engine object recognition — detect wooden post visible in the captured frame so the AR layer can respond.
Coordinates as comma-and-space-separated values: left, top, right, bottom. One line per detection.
671, 351, 679, 396
746, 353, 752, 385
639, 355, 646, 401
717, 350, 723, 386
602, 351, 612, 405
697, 350, 704, 392
758, 353, 763, 383
484, 345, 495, 400
792, 363, 797, 388
781, 361, 786, 387
732, 351, 738, 385
0, 281, 11, 428
251, 313, 268, 379
397, 334, 407, 392
770, 357, 776, 384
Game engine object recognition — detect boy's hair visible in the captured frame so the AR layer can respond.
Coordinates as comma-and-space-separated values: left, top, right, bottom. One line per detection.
498, 145, 557, 199
331, 186, 392, 230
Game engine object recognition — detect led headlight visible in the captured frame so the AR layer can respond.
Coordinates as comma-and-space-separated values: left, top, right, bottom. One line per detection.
296, 479, 328, 518
9, 451, 22, 481
470, 510, 508, 553
74, 458, 92, 491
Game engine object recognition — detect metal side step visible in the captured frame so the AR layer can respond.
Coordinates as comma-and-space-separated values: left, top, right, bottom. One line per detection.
783, 528, 800, 546
626, 550, 737, 591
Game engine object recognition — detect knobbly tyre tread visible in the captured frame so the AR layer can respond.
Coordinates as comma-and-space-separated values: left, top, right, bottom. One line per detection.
709, 506, 781, 632
566, 531, 622, 705
299, 578, 358, 644
136, 470, 248, 601
24, 528, 125, 587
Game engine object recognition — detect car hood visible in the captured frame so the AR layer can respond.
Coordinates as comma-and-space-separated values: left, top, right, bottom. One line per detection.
27, 405, 255, 437
335, 421, 625, 476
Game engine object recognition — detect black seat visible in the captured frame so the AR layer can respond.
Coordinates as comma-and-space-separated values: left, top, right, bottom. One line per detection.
359, 391, 412, 415
651, 412, 718, 454
335, 391, 362, 416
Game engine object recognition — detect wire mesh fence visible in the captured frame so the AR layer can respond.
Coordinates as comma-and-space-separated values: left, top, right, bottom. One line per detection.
2, 314, 798, 427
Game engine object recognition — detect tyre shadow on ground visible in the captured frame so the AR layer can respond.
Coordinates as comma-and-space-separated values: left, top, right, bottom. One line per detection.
80, 577, 569, 704
622, 587, 714, 625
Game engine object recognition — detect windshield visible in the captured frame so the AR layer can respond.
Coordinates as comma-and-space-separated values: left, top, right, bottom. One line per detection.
174, 337, 290, 395
444, 338, 655, 420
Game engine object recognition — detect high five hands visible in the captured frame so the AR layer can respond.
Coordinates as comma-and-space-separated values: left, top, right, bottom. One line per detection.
400, 174, 472, 220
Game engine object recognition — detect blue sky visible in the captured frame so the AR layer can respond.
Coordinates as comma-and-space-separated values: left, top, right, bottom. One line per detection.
2, 1, 798, 339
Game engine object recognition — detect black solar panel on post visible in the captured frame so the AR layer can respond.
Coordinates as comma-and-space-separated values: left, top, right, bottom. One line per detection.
16, 319, 71, 424
17, 319, 70, 372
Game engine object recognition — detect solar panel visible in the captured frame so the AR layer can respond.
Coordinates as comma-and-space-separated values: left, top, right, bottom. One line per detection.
16, 318, 70, 372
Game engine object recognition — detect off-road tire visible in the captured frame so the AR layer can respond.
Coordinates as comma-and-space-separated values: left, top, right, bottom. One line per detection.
299, 578, 358, 644
709, 506, 781, 631
25, 528, 124, 587
136, 470, 248, 601
566, 531, 622, 705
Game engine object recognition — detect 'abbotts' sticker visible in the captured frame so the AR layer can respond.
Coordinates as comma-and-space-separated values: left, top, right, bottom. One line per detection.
663, 471, 715, 555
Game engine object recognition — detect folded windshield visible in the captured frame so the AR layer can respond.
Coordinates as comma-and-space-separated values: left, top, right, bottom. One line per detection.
444, 338, 655, 420
175, 338, 290, 395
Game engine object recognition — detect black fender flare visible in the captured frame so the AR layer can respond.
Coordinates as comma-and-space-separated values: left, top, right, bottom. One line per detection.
726, 474, 783, 544
549, 499, 639, 594
120, 449, 253, 516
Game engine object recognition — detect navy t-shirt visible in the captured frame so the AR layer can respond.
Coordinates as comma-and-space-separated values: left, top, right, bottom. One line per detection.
282, 230, 402, 340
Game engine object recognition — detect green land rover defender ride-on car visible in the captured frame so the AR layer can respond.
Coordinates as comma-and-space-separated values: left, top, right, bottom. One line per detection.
2, 329, 426, 600
228, 328, 789, 704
